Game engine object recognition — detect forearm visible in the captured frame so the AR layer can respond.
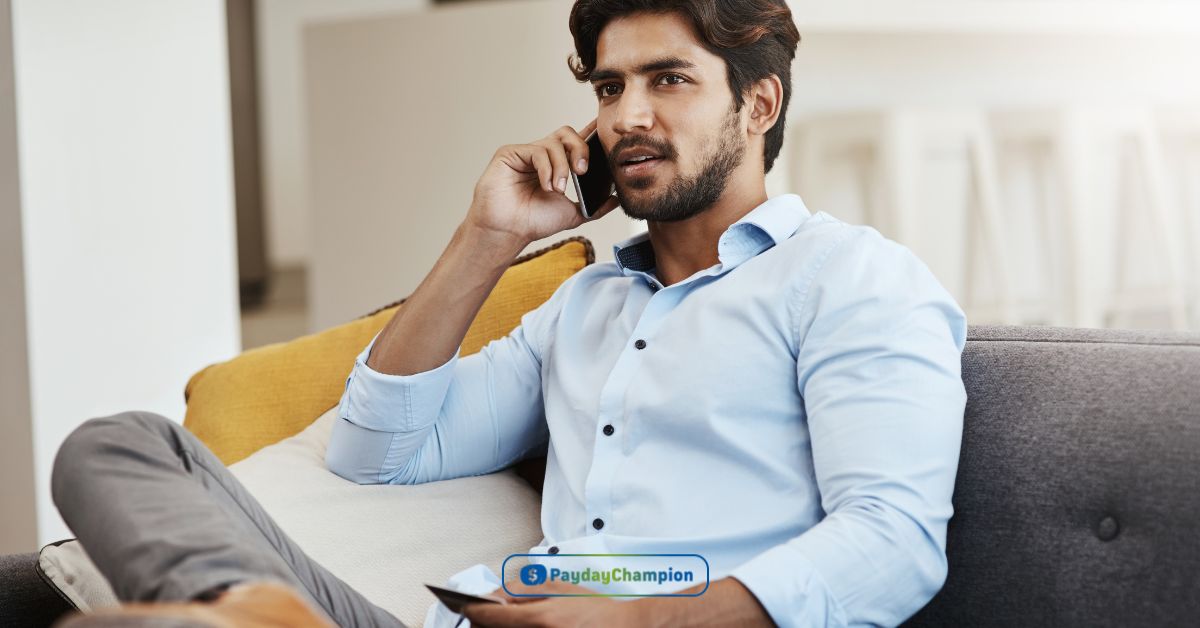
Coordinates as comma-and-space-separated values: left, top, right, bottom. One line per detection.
366, 219, 527, 376
631, 577, 774, 628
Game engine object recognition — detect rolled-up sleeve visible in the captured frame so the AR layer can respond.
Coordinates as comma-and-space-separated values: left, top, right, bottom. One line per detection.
338, 338, 461, 434
324, 337, 461, 483
326, 276, 578, 486
730, 228, 968, 627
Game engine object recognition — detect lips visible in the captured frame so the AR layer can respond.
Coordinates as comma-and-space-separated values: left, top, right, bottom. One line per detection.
618, 146, 658, 159
619, 156, 664, 176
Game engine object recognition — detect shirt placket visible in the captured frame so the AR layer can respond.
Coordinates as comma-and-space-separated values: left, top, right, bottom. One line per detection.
580, 276, 676, 536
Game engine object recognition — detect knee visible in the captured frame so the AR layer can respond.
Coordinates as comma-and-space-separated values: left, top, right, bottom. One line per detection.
51, 411, 173, 506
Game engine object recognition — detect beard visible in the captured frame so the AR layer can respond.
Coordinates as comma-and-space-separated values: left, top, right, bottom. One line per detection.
613, 106, 746, 223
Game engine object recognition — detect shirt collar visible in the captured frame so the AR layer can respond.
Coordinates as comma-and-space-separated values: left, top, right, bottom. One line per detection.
613, 194, 812, 275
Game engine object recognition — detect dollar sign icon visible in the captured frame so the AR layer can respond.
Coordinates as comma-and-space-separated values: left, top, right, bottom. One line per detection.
520, 564, 547, 586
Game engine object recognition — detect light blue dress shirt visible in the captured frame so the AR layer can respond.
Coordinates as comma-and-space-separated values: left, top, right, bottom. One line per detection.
327, 194, 967, 627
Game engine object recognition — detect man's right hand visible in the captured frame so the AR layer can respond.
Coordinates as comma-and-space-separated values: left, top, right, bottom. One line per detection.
465, 120, 620, 246
364, 122, 620, 378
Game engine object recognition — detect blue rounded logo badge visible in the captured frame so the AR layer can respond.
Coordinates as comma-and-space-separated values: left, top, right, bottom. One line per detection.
520, 564, 547, 586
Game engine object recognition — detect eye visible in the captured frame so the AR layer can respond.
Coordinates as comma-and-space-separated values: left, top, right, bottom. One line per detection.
657, 74, 686, 86
594, 83, 621, 98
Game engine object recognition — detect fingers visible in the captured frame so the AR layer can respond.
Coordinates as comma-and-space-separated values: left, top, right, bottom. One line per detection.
500, 123, 599, 196
553, 124, 592, 176
497, 144, 557, 194
536, 136, 573, 194
526, 146, 555, 193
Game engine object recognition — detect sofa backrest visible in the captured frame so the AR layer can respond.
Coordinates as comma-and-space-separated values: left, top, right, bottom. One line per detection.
906, 325, 1200, 626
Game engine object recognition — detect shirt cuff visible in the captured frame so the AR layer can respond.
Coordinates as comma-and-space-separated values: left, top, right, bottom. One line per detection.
337, 333, 460, 433
728, 542, 847, 628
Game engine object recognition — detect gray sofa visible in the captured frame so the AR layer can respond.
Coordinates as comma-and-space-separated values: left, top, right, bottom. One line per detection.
3, 325, 1198, 627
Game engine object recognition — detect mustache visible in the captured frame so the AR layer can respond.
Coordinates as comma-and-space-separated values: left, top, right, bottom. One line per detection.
608, 135, 677, 164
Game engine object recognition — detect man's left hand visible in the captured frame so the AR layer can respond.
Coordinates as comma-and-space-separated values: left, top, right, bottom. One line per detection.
461, 579, 642, 628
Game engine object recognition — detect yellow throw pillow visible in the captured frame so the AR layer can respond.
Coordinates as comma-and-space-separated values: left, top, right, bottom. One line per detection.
184, 237, 594, 465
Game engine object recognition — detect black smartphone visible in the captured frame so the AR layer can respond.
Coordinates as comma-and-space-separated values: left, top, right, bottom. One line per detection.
570, 131, 615, 220
425, 583, 506, 614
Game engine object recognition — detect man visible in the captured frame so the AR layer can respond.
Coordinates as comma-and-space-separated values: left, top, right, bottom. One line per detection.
51, 0, 966, 626
334, 0, 966, 625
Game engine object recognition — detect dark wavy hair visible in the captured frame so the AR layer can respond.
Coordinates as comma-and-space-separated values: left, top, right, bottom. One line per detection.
568, 0, 800, 173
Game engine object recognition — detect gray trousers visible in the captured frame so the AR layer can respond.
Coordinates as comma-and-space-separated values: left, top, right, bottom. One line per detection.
51, 410, 407, 628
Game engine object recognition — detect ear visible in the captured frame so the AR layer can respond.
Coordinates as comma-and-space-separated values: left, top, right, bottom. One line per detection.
746, 75, 783, 137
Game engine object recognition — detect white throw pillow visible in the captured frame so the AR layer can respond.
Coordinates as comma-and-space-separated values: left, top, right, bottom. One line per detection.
39, 408, 545, 627
37, 538, 119, 612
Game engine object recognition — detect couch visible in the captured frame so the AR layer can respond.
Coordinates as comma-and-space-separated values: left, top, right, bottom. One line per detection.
2, 236, 1198, 627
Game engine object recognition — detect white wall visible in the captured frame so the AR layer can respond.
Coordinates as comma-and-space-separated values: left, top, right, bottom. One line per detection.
11, 0, 241, 545
299, 0, 1200, 331
304, 0, 639, 329
255, 0, 430, 269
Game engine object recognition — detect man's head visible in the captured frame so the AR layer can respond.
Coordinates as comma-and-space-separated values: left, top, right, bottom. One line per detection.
568, 0, 799, 222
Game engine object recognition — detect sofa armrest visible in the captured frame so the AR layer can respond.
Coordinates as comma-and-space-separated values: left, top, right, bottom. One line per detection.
0, 551, 75, 627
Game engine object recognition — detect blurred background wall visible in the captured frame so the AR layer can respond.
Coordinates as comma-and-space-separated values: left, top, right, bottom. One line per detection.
256, 0, 429, 271
303, 0, 634, 329
294, 0, 1200, 330
0, 0, 36, 556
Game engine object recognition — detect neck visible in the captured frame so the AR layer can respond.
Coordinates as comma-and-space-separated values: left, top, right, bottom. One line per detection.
646, 176, 768, 286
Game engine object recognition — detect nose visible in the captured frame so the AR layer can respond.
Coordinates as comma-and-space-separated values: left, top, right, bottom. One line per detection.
612, 85, 654, 135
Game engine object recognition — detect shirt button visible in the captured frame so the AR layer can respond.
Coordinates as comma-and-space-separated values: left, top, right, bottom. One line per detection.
634, 339, 647, 350
548, 546, 559, 554
602, 424, 614, 436
592, 518, 605, 530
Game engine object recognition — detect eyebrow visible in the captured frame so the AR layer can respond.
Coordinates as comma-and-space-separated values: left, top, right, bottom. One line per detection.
589, 56, 698, 83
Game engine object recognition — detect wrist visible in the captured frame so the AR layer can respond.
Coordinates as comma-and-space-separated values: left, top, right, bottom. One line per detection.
456, 219, 529, 262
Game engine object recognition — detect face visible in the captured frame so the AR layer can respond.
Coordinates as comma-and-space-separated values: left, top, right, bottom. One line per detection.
591, 12, 749, 222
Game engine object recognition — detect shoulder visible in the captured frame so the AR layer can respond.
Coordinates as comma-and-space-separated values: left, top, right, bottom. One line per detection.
787, 212, 902, 263
782, 212, 962, 324
776, 212, 918, 295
